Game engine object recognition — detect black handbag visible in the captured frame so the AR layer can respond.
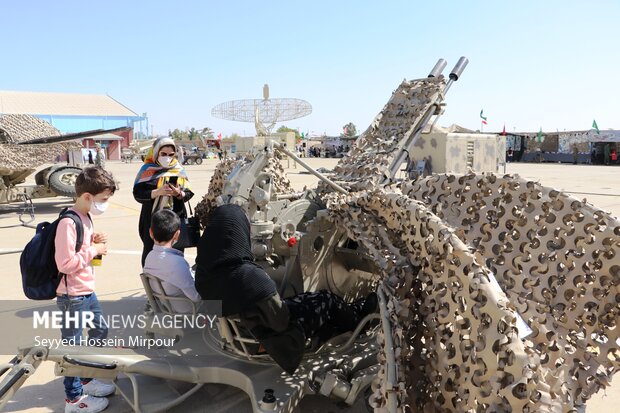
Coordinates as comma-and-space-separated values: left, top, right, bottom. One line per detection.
176, 202, 201, 249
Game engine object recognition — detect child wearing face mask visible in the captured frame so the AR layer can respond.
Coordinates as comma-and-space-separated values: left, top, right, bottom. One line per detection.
54, 166, 117, 413
133, 137, 194, 266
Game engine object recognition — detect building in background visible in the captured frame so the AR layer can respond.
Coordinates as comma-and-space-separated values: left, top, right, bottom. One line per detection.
0, 90, 146, 160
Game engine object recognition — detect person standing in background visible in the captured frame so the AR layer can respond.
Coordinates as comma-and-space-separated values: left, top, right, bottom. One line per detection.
604, 143, 611, 165
572, 144, 579, 165
94, 145, 105, 168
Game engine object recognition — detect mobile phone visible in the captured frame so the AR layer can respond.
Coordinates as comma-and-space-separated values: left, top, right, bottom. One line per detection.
168, 176, 178, 186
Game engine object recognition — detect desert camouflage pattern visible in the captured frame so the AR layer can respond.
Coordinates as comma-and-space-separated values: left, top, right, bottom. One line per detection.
0, 114, 80, 171
197, 75, 619, 412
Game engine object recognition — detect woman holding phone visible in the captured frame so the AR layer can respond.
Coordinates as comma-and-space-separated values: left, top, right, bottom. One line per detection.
133, 137, 194, 265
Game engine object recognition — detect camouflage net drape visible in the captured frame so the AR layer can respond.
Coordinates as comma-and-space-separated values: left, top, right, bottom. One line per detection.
197, 73, 619, 411
320, 75, 618, 411
0, 114, 81, 170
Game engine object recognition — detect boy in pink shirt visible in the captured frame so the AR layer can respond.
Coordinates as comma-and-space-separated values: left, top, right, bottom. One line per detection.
54, 167, 116, 413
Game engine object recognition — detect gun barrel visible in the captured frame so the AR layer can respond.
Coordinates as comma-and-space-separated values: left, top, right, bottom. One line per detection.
449, 56, 469, 81
383, 57, 469, 183
428, 59, 447, 78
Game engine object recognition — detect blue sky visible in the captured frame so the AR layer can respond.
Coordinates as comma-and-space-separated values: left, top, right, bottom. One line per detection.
2, 1, 619, 136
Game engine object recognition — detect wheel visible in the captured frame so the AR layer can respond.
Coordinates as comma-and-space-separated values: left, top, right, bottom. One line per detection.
186, 158, 194, 165
194, 157, 203, 165
48, 167, 81, 197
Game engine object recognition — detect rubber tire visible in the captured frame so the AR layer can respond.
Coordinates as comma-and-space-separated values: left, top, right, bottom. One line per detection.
194, 157, 203, 165
48, 168, 80, 197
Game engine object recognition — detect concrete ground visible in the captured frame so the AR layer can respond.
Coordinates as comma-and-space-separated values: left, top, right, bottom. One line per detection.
0, 158, 617, 412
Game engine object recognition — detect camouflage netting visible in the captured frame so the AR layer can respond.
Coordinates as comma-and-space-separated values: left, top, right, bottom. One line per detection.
198, 74, 619, 412
0, 114, 61, 143
325, 77, 445, 193
321, 179, 619, 412
195, 159, 237, 226
0, 114, 81, 170
401, 173, 620, 409
322, 77, 618, 411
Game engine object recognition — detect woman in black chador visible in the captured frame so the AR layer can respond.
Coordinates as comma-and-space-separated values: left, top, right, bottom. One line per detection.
195, 204, 377, 374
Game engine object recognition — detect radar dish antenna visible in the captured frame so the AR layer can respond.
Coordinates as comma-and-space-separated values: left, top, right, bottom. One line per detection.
211, 85, 312, 136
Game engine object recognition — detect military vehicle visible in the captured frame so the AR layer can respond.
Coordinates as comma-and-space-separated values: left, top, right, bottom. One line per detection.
182, 151, 204, 165
1, 59, 618, 413
0, 115, 83, 208
0, 115, 129, 210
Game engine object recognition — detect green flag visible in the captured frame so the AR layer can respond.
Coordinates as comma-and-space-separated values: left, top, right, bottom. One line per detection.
536, 128, 543, 143
592, 119, 600, 134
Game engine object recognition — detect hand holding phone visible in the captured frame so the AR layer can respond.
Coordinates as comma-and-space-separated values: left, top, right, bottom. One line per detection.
168, 176, 178, 186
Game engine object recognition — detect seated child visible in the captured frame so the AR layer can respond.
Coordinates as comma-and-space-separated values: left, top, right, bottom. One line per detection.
143, 209, 201, 313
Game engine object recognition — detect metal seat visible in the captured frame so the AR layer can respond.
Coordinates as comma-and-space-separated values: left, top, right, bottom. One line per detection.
139, 272, 201, 339
140, 272, 201, 315
216, 317, 269, 360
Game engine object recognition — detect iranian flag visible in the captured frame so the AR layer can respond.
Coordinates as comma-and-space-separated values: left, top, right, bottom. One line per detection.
480, 109, 488, 125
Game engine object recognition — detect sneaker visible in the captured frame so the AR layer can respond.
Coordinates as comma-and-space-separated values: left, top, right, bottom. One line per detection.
82, 379, 115, 397
65, 394, 109, 413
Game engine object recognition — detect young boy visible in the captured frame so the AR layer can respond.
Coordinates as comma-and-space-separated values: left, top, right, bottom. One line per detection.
143, 209, 201, 313
55, 166, 116, 413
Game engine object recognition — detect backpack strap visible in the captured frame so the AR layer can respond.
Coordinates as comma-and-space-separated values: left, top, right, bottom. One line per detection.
58, 209, 85, 253
56, 209, 87, 295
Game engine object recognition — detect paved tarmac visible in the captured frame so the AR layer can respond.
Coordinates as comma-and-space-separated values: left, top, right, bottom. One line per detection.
0, 159, 617, 412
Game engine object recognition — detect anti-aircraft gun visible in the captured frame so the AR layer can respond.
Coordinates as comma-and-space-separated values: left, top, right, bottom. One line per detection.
210, 58, 469, 305
2, 58, 619, 413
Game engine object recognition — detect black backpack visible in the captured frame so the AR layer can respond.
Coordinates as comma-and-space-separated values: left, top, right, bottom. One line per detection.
20, 209, 87, 300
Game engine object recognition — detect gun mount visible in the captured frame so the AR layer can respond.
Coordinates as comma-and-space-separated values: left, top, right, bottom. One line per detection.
2, 58, 619, 413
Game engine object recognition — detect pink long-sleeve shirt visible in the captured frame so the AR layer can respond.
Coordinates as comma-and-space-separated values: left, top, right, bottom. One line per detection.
54, 208, 98, 296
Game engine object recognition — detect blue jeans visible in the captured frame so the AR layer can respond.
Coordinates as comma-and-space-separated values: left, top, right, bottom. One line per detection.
56, 292, 108, 400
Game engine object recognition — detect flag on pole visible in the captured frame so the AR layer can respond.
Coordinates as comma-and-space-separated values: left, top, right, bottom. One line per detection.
536, 128, 543, 143
592, 119, 600, 134
480, 109, 488, 125
501, 124, 506, 136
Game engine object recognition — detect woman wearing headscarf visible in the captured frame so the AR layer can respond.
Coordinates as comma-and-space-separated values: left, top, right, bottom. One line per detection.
133, 137, 194, 266
195, 204, 377, 374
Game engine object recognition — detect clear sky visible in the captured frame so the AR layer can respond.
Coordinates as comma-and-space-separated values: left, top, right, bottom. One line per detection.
2, 1, 619, 136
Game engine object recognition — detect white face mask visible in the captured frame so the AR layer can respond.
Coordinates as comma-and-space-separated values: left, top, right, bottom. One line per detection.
90, 201, 109, 215
158, 156, 173, 167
